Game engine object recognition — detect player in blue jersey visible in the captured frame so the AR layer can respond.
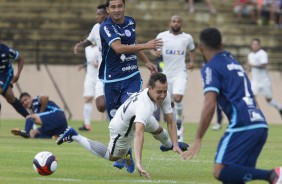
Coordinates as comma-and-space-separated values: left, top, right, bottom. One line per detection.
182, 28, 282, 183
100, 0, 163, 120
11, 92, 68, 139
0, 43, 29, 117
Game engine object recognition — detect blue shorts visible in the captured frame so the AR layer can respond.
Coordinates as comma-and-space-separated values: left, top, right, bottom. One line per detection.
0, 65, 13, 95
215, 127, 268, 167
35, 110, 68, 138
104, 73, 142, 120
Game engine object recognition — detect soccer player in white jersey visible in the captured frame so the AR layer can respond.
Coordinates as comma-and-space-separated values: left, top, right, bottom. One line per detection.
73, 4, 108, 130
77, 45, 101, 131
151, 15, 195, 141
247, 38, 282, 117
57, 72, 189, 178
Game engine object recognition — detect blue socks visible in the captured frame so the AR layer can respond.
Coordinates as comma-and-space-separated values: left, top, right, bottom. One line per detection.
25, 118, 34, 133
219, 165, 272, 183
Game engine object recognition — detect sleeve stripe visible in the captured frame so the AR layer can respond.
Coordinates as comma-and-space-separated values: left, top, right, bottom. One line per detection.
204, 87, 219, 94
14, 51, 19, 60
108, 38, 120, 46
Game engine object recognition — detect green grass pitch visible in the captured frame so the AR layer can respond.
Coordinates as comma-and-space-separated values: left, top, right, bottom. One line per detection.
0, 119, 281, 184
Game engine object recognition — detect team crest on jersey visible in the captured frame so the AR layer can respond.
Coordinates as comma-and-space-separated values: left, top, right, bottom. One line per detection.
104, 26, 111, 37
124, 29, 131, 37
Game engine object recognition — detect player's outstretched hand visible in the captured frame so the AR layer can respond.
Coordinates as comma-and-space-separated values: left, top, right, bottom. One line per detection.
145, 62, 158, 74
73, 41, 83, 54
181, 139, 201, 160
172, 146, 183, 155
137, 164, 150, 178
145, 38, 163, 50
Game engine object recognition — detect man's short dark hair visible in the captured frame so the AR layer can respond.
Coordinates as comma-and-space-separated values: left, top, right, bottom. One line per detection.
148, 72, 167, 88
252, 38, 261, 44
105, 0, 125, 7
97, 4, 107, 10
19, 92, 31, 100
199, 28, 222, 50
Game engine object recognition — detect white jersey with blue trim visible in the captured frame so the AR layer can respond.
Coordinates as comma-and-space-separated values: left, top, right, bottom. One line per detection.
201, 51, 267, 130
156, 31, 195, 78
109, 88, 172, 135
99, 16, 139, 83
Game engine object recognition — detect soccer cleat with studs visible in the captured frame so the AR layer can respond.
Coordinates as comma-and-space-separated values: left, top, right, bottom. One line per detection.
113, 159, 126, 169
270, 167, 282, 184
125, 148, 135, 173
56, 127, 78, 145
11, 128, 30, 138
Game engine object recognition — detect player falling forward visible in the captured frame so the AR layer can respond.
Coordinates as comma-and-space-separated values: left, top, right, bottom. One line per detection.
57, 72, 189, 178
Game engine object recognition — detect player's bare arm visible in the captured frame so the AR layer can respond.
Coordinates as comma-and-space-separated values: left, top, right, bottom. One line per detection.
187, 49, 196, 70
39, 95, 49, 112
134, 122, 150, 178
136, 51, 158, 73
12, 54, 24, 84
110, 39, 163, 55
182, 91, 217, 160
73, 39, 93, 54
164, 113, 183, 154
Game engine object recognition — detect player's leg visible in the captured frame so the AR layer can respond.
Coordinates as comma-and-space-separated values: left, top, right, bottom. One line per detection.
36, 111, 68, 138
104, 82, 122, 120
56, 127, 134, 172
215, 128, 277, 183
145, 116, 189, 152
171, 74, 187, 141
80, 79, 95, 131
95, 79, 106, 112
263, 83, 282, 117
4, 86, 29, 117
11, 117, 35, 138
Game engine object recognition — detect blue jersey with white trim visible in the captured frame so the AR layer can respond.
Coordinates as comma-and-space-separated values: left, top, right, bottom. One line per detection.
201, 51, 267, 129
31, 96, 63, 114
99, 16, 139, 82
0, 44, 18, 72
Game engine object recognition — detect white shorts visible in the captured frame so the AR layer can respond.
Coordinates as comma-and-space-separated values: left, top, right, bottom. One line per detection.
251, 80, 272, 99
167, 72, 188, 96
108, 115, 159, 158
83, 76, 96, 97
95, 79, 104, 99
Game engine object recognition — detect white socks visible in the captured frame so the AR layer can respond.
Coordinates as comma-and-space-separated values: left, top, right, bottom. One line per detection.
153, 129, 173, 148
174, 102, 183, 120
83, 103, 92, 126
73, 135, 110, 160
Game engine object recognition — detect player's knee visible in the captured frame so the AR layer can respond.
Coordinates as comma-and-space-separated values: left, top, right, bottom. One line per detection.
213, 164, 224, 180
96, 97, 106, 112
173, 95, 183, 103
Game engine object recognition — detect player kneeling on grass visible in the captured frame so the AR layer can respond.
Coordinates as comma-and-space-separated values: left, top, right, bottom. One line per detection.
11, 92, 68, 139
56, 72, 189, 178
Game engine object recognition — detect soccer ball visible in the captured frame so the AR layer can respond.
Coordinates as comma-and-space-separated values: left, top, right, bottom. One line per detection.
33, 151, 57, 176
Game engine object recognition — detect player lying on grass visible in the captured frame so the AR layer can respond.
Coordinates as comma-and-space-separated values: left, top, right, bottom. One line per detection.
11, 92, 68, 139
57, 72, 189, 178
